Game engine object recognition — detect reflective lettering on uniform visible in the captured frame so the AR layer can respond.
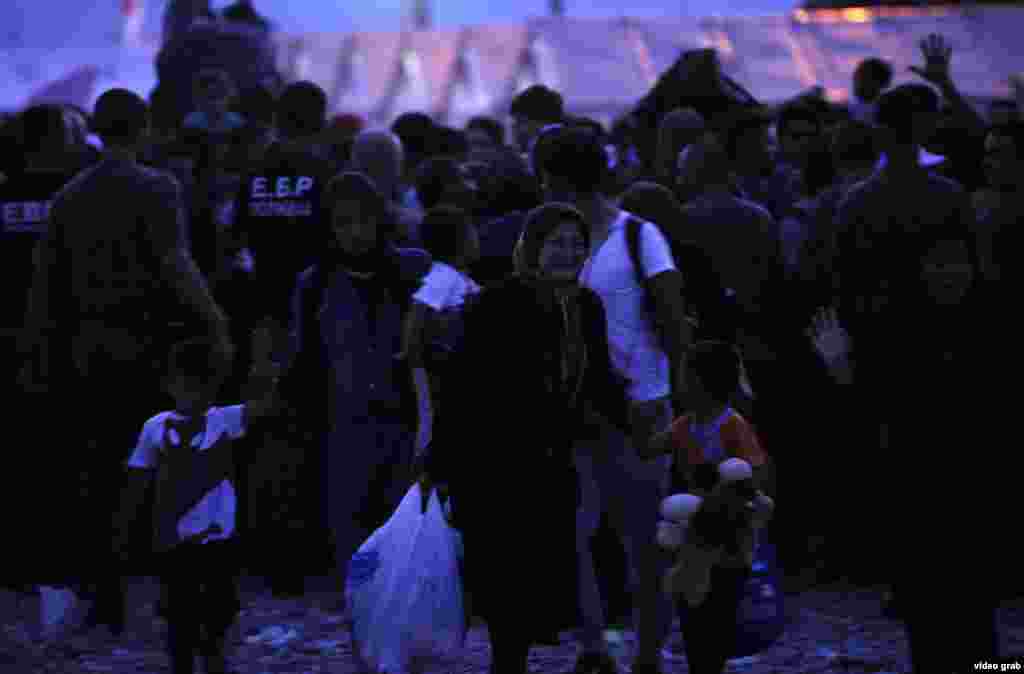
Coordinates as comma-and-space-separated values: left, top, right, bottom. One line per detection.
294, 176, 314, 197
22, 201, 45, 222
2, 202, 19, 225
1, 201, 51, 233
251, 176, 315, 200
248, 201, 313, 217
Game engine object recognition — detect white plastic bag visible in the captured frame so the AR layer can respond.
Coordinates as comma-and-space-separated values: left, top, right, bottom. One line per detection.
38, 586, 83, 641
346, 484, 467, 674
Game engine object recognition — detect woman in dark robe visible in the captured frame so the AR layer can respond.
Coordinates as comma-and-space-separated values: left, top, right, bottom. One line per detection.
810, 222, 1007, 673
884, 230, 1006, 674
420, 203, 629, 674
277, 172, 432, 597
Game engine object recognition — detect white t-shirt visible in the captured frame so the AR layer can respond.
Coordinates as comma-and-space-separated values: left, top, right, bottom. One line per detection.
126, 405, 247, 545
413, 261, 481, 311
578, 211, 676, 402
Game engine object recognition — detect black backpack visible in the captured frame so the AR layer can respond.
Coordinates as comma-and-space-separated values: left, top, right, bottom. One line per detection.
624, 216, 739, 345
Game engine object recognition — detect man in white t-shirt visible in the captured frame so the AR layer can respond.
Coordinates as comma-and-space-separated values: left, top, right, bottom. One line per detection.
537, 126, 691, 674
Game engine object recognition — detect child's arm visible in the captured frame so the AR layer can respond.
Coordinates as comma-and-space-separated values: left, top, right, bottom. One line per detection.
638, 425, 674, 461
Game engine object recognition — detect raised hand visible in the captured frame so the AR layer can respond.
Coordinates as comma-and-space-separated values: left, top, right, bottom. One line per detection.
807, 307, 851, 364
909, 33, 953, 88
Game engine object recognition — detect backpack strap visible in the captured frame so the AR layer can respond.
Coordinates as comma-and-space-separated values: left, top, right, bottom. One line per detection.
624, 215, 647, 291
624, 215, 664, 327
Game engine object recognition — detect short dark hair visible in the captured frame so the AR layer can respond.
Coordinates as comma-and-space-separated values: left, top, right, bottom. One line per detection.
832, 120, 880, 165
92, 88, 149, 146
566, 116, 606, 139
221, 0, 271, 27
620, 181, 685, 236
323, 171, 391, 229
854, 57, 894, 89
415, 157, 464, 211
391, 112, 436, 161
168, 338, 219, 381
688, 340, 741, 403
434, 126, 469, 159
466, 116, 505, 146
237, 85, 277, 127
420, 205, 474, 266
19, 104, 68, 155
721, 107, 773, 162
875, 84, 940, 138
777, 100, 822, 137
148, 85, 181, 135
510, 85, 564, 124
276, 81, 327, 139
478, 153, 543, 216
193, 68, 234, 97
536, 126, 609, 194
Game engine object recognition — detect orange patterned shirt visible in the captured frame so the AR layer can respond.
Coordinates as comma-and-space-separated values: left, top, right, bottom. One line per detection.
669, 407, 767, 478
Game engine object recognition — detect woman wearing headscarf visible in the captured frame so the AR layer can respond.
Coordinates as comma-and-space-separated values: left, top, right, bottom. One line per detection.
419, 203, 629, 674
277, 171, 432, 597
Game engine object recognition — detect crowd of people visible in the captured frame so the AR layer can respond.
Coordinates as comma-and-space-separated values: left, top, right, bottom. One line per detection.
0, 29, 1019, 674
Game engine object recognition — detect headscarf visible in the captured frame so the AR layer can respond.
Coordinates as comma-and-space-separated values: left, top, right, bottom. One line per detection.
513, 202, 590, 278
321, 171, 394, 272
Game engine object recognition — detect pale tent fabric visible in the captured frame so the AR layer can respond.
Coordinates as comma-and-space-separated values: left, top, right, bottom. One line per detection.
27, 65, 100, 109
121, 0, 145, 49
331, 36, 366, 114
444, 34, 491, 127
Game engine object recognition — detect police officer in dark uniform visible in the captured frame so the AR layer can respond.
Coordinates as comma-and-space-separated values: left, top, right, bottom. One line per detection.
229, 81, 334, 596
0, 106, 82, 388
19, 89, 233, 636
232, 81, 335, 356
1, 105, 86, 598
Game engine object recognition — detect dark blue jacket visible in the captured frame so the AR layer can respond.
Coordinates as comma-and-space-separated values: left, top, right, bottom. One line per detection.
281, 247, 432, 433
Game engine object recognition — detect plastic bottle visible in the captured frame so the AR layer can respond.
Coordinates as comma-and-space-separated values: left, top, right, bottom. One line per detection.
603, 626, 633, 670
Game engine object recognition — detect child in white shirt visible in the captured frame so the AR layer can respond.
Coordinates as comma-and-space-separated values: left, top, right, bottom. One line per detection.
114, 330, 279, 674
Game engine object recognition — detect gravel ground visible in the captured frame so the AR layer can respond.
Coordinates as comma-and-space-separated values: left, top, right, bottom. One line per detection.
3, 577, 1022, 674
